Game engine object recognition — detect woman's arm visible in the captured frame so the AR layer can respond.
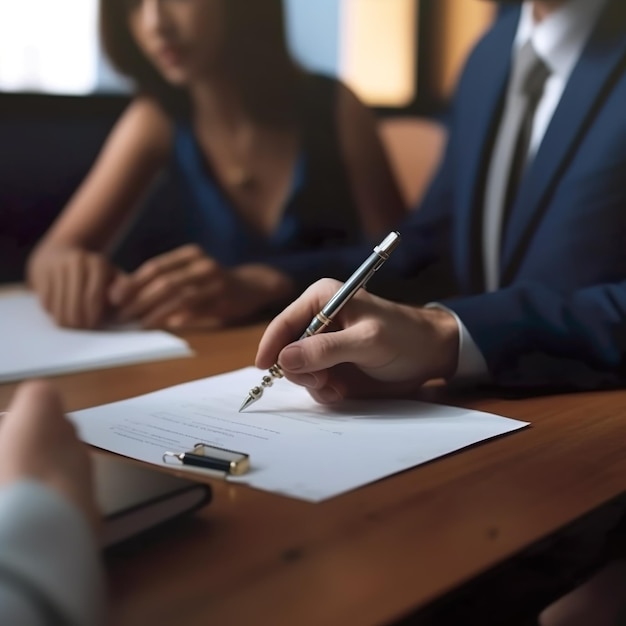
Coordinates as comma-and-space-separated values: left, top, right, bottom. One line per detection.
32, 97, 173, 254
335, 83, 408, 236
27, 97, 173, 328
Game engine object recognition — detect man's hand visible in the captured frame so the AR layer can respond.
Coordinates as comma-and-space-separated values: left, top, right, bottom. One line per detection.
0, 381, 98, 534
110, 245, 294, 328
256, 279, 460, 404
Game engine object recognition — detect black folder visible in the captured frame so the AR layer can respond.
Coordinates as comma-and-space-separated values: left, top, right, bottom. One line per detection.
92, 452, 212, 548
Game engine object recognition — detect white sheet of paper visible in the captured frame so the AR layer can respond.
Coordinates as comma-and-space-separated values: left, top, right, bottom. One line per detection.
0, 293, 192, 382
70, 367, 529, 502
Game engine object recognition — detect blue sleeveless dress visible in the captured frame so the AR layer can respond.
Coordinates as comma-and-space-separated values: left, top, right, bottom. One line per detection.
170, 74, 362, 285
172, 124, 306, 267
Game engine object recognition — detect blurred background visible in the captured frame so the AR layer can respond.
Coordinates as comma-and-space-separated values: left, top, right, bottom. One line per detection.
0, 0, 495, 282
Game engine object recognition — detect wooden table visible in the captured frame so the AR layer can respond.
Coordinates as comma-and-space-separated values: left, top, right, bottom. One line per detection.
2, 325, 626, 626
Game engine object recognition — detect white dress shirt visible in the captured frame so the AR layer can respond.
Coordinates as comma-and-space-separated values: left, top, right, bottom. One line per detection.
437, 0, 609, 379
518, 0, 608, 160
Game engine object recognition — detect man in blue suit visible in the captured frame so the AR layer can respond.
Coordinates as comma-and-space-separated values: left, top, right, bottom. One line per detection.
258, 0, 626, 399
257, 2, 626, 623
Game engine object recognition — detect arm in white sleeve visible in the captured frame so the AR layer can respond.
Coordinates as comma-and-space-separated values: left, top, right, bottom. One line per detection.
0, 480, 106, 626
425, 303, 490, 380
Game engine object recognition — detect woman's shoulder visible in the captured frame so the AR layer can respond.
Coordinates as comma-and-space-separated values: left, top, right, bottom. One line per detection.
114, 96, 175, 164
123, 97, 174, 133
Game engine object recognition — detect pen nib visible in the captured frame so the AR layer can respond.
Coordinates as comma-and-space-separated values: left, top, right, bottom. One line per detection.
239, 385, 264, 412
238, 365, 284, 411
239, 393, 258, 412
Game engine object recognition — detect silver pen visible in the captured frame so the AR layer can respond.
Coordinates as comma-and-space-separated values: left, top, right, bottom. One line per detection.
239, 231, 401, 411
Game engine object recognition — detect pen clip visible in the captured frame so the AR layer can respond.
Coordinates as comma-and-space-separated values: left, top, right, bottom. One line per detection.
162, 450, 231, 480
162, 451, 184, 464
162, 444, 250, 476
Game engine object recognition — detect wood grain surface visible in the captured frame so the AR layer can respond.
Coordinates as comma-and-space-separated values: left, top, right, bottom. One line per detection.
2, 321, 626, 626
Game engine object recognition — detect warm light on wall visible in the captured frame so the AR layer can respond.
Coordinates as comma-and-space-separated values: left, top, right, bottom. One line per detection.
431, 0, 496, 99
339, 0, 417, 107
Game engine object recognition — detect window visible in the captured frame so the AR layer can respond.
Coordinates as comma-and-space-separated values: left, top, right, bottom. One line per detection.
287, 0, 418, 107
0, 0, 418, 107
0, 0, 104, 94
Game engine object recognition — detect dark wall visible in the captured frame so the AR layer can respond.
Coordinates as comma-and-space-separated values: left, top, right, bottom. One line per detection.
0, 94, 122, 282
0, 93, 184, 283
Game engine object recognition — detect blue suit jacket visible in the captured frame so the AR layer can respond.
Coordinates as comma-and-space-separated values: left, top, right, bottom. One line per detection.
268, 0, 626, 390
410, 0, 626, 388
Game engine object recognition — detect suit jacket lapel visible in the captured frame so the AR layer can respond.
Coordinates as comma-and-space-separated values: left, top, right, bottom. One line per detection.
455, 11, 519, 293
500, 0, 626, 286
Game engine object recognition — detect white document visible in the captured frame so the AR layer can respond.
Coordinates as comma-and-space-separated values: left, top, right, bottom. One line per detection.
0, 293, 192, 382
71, 367, 529, 502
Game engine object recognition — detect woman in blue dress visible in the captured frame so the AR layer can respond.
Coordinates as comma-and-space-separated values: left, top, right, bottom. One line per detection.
28, 0, 406, 330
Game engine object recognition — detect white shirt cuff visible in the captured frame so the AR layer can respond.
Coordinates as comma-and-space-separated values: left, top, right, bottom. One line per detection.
425, 303, 490, 380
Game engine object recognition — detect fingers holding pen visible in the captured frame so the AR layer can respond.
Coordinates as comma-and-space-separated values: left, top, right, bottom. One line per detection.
255, 278, 347, 370
278, 324, 370, 374
258, 285, 394, 377
255, 278, 393, 404
274, 325, 373, 403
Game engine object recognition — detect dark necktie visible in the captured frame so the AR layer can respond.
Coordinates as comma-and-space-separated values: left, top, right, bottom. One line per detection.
483, 40, 551, 292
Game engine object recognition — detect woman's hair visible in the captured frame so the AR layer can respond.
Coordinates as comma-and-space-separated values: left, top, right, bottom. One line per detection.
100, 0, 301, 124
